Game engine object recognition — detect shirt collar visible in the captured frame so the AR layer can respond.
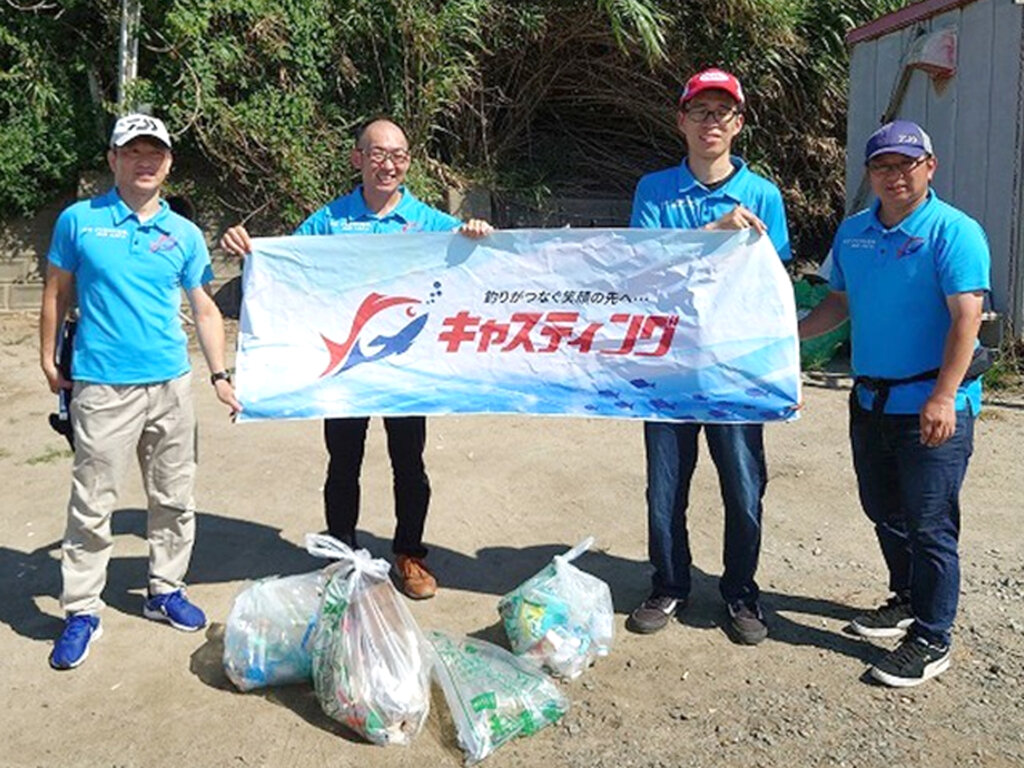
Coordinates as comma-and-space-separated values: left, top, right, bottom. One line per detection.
350, 185, 415, 222
677, 156, 748, 201
106, 188, 171, 231
864, 188, 936, 235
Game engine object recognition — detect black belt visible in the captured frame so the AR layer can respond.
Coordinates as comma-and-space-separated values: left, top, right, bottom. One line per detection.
852, 346, 992, 420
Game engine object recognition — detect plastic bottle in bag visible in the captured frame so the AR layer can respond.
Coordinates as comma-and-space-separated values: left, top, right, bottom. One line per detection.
497, 536, 614, 679
222, 570, 326, 691
308, 536, 431, 746
429, 631, 569, 764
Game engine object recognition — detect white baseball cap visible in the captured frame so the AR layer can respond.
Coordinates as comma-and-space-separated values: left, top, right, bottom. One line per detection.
109, 113, 172, 149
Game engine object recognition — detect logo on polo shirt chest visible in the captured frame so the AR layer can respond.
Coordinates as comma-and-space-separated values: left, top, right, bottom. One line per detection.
843, 237, 876, 250
895, 236, 925, 259
332, 220, 373, 232
150, 233, 180, 252
80, 226, 129, 240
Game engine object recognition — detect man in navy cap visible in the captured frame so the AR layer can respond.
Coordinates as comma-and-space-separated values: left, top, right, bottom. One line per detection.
801, 120, 990, 686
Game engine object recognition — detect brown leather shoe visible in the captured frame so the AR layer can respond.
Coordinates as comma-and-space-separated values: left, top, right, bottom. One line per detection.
395, 555, 437, 600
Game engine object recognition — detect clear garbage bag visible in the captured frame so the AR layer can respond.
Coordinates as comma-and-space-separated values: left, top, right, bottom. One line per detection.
429, 631, 569, 764
308, 534, 431, 746
222, 569, 326, 691
497, 536, 614, 679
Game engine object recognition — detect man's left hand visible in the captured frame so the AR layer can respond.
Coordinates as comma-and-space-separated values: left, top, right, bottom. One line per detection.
459, 219, 493, 239
703, 204, 767, 236
214, 379, 243, 416
919, 394, 956, 447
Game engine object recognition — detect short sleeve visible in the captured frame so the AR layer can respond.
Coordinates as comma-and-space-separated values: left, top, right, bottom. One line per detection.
293, 206, 331, 236
761, 186, 791, 262
827, 235, 846, 292
630, 177, 661, 228
429, 208, 461, 232
935, 217, 991, 296
181, 226, 212, 289
47, 208, 79, 273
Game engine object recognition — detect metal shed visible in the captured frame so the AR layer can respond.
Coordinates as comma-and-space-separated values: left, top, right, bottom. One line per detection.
845, 0, 1024, 338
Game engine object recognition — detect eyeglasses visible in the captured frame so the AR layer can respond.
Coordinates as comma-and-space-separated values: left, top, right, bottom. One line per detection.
682, 106, 740, 125
359, 146, 411, 165
866, 155, 928, 176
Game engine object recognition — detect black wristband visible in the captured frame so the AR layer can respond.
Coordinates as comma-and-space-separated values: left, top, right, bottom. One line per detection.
210, 371, 231, 386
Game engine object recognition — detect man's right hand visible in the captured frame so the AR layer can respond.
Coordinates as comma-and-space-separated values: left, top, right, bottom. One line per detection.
220, 225, 253, 258
42, 360, 72, 394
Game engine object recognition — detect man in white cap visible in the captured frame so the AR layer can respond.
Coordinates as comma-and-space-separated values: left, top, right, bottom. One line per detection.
40, 113, 240, 670
801, 120, 990, 686
627, 69, 791, 645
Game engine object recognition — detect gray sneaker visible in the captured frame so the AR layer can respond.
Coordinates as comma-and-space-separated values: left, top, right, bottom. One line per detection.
728, 601, 768, 645
850, 595, 913, 638
626, 594, 682, 634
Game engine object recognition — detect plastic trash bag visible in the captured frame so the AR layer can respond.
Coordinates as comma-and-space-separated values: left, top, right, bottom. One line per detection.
497, 537, 613, 679
429, 631, 569, 764
794, 275, 849, 369
308, 534, 431, 746
222, 569, 326, 691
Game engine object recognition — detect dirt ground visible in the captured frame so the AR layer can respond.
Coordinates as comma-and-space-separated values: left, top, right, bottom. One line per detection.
2, 311, 1022, 768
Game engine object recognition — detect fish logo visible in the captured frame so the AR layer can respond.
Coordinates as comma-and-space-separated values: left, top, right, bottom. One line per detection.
896, 236, 925, 259
319, 292, 429, 377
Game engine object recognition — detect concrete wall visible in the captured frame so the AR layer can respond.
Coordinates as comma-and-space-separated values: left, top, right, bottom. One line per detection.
846, 0, 1024, 335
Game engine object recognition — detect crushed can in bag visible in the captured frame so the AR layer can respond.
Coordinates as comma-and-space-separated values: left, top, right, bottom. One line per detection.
429, 631, 569, 764
308, 535, 431, 745
497, 536, 614, 679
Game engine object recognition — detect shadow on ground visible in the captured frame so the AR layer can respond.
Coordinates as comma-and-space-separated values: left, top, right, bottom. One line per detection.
3, 507, 876, 683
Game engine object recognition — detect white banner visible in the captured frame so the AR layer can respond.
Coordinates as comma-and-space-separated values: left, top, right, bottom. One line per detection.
235, 228, 800, 423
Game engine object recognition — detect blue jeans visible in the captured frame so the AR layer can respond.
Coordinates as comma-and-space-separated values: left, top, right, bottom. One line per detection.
644, 421, 766, 605
850, 404, 974, 647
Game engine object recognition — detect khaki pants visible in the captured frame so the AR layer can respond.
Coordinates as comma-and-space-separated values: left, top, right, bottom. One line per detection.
61, 373, 197, 615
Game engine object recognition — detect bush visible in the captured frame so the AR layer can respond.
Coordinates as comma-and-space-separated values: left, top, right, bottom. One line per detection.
1, 0, 907, 247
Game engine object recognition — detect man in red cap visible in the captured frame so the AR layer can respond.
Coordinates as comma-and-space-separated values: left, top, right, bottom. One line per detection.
628, 69, 791, 644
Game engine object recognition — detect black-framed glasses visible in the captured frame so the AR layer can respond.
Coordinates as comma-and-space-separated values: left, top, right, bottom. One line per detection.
682, 105, 740, 124
866, 155, 928, 176
359, 146, 411, 165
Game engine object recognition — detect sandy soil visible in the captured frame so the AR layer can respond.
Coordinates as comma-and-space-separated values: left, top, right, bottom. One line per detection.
1, 312, 1022, 768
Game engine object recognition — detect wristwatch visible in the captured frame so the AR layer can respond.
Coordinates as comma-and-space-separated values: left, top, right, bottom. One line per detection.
210, 371, 232, 386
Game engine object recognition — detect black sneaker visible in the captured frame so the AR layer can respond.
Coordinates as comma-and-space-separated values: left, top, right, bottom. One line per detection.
727, 601, 768, 645
626, 594, 682, 634
870, 636, 951, 687
850, 595, 913, 638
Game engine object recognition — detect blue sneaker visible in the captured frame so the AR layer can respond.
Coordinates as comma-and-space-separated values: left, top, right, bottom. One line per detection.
143, 590, 206, 632
50, 614, 102, 670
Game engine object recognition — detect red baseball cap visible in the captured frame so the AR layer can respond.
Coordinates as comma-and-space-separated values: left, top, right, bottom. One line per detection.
679, 69, 745, 108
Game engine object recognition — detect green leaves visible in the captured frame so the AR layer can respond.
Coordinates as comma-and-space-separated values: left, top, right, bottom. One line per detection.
1, 0, 912, 255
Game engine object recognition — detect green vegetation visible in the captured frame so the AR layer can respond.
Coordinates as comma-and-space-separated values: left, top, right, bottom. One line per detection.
983, 340, 1024, 393
2, 0, 905, 255
25, 445, 74, 465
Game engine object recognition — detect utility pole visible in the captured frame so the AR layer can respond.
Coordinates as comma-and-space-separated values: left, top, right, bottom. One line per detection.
116, 0, 141, 114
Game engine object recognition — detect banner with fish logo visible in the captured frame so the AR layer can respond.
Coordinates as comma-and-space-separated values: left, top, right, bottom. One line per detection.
234, 228, 800, 423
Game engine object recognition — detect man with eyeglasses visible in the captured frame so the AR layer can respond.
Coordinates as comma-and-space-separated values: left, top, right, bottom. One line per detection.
800, 120, 990, 686
627, 69, 791, 644
221, 117, 491, 599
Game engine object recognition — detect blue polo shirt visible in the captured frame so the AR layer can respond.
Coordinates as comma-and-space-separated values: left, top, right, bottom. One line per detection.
630, 156, 791, 261
829, 190, 991, 414
293, 186, 460, 235
47, 188, 212, 385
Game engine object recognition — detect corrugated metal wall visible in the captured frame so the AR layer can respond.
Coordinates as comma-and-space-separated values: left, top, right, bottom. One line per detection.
846, 0, 1024, 335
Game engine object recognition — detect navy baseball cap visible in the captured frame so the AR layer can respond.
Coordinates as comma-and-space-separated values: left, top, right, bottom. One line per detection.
864, 120, 933, 163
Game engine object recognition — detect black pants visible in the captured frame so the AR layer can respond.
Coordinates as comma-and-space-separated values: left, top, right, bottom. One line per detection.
323, 416, 430, 557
